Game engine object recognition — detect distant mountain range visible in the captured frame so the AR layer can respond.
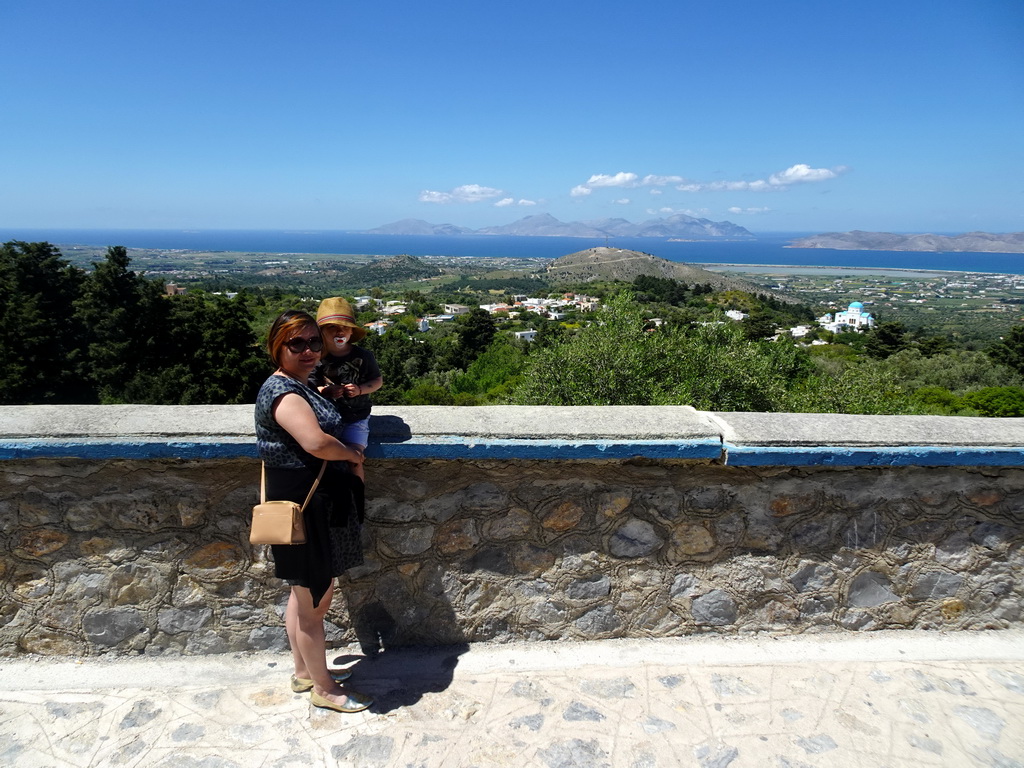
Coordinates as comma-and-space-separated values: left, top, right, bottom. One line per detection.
363, 213, 754, 239
790, 230, 1024, 253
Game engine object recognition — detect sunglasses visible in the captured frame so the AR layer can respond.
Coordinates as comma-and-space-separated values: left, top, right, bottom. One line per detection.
284, 336, 324, 354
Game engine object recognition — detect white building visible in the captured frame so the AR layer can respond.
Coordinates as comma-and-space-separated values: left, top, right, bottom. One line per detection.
514, 330, 537, 342
819, 301, 876, 333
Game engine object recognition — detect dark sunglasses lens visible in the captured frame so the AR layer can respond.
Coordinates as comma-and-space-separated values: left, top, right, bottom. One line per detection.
286, 337, 323, 353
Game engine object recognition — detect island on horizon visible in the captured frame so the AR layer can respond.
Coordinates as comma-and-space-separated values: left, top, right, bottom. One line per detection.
362, 212, 755, 240
789, 230, 1024, 254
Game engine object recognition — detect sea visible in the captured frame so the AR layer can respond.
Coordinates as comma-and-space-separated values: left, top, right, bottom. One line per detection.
4, 228, 1024, 276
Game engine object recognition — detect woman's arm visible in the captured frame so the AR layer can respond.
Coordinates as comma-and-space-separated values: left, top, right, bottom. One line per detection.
272, 392, 363, 463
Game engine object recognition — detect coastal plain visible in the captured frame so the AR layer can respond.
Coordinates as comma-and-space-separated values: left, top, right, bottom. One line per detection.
53, 243, 1024, 345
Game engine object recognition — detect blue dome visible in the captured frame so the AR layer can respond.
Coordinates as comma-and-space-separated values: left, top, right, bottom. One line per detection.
848, 301, 864, 309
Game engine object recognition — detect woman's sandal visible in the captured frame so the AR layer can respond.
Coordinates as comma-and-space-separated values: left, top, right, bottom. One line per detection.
310, 689, 373, 713
290, 669, 352, 693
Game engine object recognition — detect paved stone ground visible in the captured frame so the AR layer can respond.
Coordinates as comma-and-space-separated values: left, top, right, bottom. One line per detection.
2, 631, 1023, 768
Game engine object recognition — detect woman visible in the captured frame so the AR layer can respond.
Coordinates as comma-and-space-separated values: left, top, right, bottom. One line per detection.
254, 310, 372, 713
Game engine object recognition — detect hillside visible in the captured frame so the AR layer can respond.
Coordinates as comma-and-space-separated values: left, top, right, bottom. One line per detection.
545, 247, 795, 300
790, 230, 1024, 253
339, 254, 442, 286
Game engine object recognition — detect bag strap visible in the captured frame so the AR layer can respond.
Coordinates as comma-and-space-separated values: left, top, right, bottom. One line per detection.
260, 460, 328, 511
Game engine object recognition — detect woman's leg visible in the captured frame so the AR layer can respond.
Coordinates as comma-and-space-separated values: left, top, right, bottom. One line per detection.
286, 584, 333, 678
286, 583, 334, 684
286, 584, 369, 708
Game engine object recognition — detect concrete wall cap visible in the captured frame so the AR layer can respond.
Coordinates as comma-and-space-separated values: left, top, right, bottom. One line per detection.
0, 404, 720, 442
3, 406, 1023, 452
713, 411, 1024, 447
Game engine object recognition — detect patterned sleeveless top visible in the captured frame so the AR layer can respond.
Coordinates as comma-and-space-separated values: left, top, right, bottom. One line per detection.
254, 374, 343, 468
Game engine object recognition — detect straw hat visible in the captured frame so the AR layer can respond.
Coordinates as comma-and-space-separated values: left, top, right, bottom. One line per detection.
315, 297, 366, 342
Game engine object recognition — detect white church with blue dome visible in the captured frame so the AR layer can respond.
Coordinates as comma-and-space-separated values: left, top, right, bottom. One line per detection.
818, 301, 876, 333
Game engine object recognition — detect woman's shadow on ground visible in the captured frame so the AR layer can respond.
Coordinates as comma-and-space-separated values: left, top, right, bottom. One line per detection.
331, 598, 470, 714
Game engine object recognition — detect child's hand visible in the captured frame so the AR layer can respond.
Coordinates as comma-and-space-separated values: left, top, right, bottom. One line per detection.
341, 383, 361, 398
323, 384, 345, 399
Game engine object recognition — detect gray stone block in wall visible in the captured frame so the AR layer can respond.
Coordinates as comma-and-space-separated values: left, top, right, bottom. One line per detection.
575, 605, 621, 636
568, 576, 611, 600
910, 571, 963, 601
82, 608, 145, 647
157, 607, 213, 635
847, 572, 898, 608
609, 519, 664, 558
691, 590, 738, 626
670, 574, 701, 598
790, 562, 836, 593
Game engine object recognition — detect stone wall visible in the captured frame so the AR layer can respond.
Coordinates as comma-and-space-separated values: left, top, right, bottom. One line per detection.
1, 405, 1023, 656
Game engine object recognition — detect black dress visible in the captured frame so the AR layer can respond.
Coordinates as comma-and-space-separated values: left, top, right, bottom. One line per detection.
254, 374, 364, 608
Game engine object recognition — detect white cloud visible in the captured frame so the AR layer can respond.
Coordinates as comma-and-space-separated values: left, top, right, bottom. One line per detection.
419, 183, 505, 204
614, 198, 631, 205
641, 174, 684, 186
649, 189, 663, 196
517, 199, 537, 206
677, 164, 846, 193
768, 164, 844, 186
728, 206, 772, 215
572, 171, 691, 198
586, 172, 639, 188
495, 198, 514, 207
647, 207, 708, 217
574, 163, 845, 200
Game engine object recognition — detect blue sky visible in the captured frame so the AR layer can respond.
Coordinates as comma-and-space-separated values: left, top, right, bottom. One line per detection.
2, 0, 1022, 234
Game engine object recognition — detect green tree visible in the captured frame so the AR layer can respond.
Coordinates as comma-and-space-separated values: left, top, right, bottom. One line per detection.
511, 293, 673, 405
0, 241, 84, 403
988, 324, 1024, 377
961, 387, 1024, 417
361, 329, 432, 404
741, 312, 778, 341
72, 246, 165, 402
864, 321, 909, 359
881, 349, 1022, 393
118, 291, 265, 404
451, 335, 527, 402
788, 359, 914, 415
910, 386, 965, 415
454, 308, 496, 365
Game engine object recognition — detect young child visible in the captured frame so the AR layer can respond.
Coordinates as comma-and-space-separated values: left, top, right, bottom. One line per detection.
311, 297, 383, 482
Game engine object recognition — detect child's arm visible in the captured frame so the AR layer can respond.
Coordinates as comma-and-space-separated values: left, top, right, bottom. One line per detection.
341, 376, 382, 399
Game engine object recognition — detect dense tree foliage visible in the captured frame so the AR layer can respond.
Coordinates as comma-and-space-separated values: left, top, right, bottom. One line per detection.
0, 241, 84, 403
1, 242, 264, 405
507, 293, 913, 413
5, 240, 1024, 415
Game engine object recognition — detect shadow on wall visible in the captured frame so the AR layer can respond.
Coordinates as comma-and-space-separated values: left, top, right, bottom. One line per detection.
334, 517, 470, 713
368, 414, 413, 443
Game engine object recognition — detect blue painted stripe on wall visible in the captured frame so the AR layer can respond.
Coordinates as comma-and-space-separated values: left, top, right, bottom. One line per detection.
724, 445, 1024, 467
1, 438, 1019, 467
0, 437, 722, 461
0, 440, 259, 460
367, 437, 723, 460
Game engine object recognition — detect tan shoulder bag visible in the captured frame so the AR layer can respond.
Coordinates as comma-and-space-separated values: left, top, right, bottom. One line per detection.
249, 461, 327, 545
